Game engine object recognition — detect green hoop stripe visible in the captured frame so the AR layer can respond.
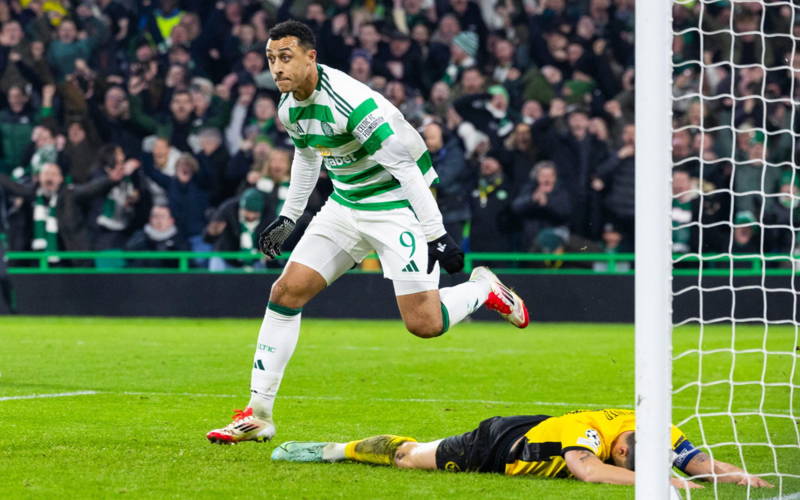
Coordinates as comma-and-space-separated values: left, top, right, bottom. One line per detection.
323, 147, 370, 169
329, 193, 410, 211
416, 150, 433, 174
327, 164, 386, 184
301, 133, 356, 149
440, 302, 450, 334
333, 178, 401, 202
267, 301, 302, 316
362, 122, 395, 154
346, 98, 378, 133
290, 135, 308, 149
289, 104, 335, 124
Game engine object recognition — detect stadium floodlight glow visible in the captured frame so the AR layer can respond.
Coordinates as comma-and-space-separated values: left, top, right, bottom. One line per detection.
635, 0, 673, 499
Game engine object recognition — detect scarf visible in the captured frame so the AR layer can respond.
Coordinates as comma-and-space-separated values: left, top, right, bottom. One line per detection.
97, 177, 135, 231
144, 224, 178, 242
32, 189, 59, 261
20, 144, 58, 180
477, 174, 504, 208
255, 178, 290, 215
239, 211, 259, 251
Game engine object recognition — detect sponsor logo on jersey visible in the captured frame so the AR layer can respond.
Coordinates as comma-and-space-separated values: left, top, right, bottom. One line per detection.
323, 153, 358, 167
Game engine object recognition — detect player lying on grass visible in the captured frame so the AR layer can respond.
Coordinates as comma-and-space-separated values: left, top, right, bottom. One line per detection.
271, 408, 773, 490
206, 20, 530, 444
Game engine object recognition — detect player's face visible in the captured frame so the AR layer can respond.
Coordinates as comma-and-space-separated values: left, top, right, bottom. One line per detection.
266, 37, 317, 94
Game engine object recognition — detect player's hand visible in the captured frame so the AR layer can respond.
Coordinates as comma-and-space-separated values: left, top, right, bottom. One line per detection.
737, 475, 773, 488
670, 477, 703, 490
427, 233, 464, 274
258, 216, 295, 259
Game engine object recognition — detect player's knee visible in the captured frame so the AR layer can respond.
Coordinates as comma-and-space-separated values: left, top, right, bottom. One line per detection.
269, 278, 305, 308
405, 317, 444, 338
393, 442, 420, 469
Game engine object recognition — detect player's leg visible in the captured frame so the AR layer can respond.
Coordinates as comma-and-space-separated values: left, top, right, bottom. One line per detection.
208, 205, 359, 444
272, 435, 440, 470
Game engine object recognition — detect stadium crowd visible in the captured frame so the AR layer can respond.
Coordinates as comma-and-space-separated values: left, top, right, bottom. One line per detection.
0, 0, 794, 269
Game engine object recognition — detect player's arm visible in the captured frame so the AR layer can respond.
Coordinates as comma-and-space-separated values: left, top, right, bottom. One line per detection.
564, 449, 702, 489
258, 146, 321, 258
348, 101, 463, 273
682, 452, 774, 488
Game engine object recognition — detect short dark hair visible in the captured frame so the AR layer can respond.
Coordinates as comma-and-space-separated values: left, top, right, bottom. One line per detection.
269, 20, 316, 50
624, 432, 636, 471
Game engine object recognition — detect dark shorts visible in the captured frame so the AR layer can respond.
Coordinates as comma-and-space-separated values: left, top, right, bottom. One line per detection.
435, 415, 551, 473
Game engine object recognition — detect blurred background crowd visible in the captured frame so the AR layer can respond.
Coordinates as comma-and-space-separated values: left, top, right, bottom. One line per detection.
0, 0, 795, 270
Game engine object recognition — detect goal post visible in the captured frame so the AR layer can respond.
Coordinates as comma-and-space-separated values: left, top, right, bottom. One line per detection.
638, 1, 800, 498
635, 0, 674, 499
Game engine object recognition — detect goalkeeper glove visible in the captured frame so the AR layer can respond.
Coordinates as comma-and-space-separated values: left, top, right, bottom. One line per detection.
258, 216, 295, 258
427, 233, 464, 274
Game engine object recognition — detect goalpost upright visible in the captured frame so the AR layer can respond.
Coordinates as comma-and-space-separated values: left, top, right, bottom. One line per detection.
635, 0, 673, 498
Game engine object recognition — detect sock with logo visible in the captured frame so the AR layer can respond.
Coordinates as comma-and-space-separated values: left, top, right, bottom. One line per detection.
247, 302, 301, 419
438, 279, 492, 333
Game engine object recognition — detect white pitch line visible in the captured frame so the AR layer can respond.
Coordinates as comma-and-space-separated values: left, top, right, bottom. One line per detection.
1, 390, 795, 415
0, 390, 98, 401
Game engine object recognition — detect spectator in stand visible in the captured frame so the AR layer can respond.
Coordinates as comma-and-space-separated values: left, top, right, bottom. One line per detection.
593, 123, 635, 250
532, 98, 609, 239
143, 152, 211, 255
672, 168, 698, 255
141, 136, 181, 206
0, 84, 54, 176
442, 31, 478, 88
502, 122, 539, 194
408, 22, 449, 95
195, 127, 231, 207
0, 161, 134, 259
62, 119, 100, 185
469, 154, 515, 253
454, 84, 516, 151
88, 145, 149, 251
424, 122, 471, 245
46, 15, 108, 82
205, 188, 270, 271
511, 161, 572, 253
125, 205, 188, 267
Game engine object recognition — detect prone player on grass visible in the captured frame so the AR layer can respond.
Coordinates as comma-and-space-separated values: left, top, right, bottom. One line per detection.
272, 408, 773, 490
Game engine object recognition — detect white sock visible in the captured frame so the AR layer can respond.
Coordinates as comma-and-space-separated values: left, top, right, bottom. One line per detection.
247, 303, 302, 419
322, 443, 347, 461
439, 279, 491, 332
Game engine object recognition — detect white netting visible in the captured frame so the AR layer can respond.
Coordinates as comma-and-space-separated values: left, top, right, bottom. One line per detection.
670, 0, 800, 497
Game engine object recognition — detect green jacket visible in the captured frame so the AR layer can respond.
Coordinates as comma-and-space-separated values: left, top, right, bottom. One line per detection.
0, 106, 53, 175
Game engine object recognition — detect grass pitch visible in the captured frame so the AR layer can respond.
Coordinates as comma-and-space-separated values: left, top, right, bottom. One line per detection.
0, 317, 797, 499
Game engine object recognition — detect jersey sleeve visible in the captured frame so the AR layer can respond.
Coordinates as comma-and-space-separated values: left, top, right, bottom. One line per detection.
670, 425, 701, 473
278, 113, 322, 222
559, 420, 606, 457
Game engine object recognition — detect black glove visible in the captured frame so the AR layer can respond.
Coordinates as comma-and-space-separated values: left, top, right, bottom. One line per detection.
258, 216, 296, 258
427, 233, 464, 274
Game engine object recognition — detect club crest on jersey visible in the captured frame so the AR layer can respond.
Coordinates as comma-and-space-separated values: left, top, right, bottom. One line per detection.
321, 122, 334, 137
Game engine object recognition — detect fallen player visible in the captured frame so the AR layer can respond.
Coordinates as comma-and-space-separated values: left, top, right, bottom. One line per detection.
271, 408, 774, 490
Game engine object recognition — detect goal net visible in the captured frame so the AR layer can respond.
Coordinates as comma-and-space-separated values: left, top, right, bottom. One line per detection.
642, 0, 800, 498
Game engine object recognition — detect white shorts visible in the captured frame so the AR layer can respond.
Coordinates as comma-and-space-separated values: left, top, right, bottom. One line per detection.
288, 200, 440, 296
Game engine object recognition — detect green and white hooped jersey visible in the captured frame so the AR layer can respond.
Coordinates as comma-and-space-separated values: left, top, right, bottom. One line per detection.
277, 64, 438, 211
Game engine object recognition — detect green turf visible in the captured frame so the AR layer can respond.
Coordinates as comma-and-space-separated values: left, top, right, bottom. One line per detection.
0, 317, 797, 499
